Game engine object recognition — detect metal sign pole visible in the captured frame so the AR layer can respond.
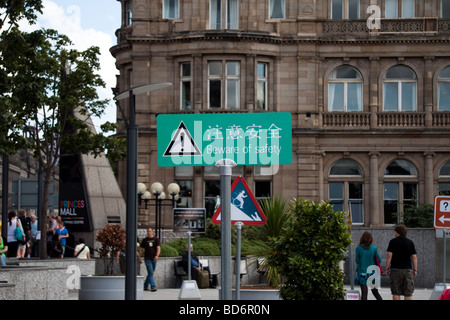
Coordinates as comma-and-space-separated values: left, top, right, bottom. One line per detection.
444, 228, 447, 283
125, 90, 138, 300
235, 222, 243, 300
114, 82, 172, 301
215, 159, 236, 300
188, 231, 192, 280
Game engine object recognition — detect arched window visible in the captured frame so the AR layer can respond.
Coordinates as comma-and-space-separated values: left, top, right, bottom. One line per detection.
384, 159, 418, 176
383, 65, 417, 112
438, 161, 450, 195
438, 66, 450, 111
329, 159, 364, 224
383, 159, 418, 224
328, 66, 363, 112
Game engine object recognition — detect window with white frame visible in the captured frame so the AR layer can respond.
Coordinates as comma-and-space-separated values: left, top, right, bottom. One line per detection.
180, 62, 191, 110
385, 0, 415, 18
442, 0, 450, 18
328, 159, 364, 224
257, 62, 268, 110
208, 60, 240, 109
438, 66, 450, 111
125, 1, 132, 26
328, 65, 363, 112
269, 0, 285, 19
383, 159, 418, 224
331, 0, 360, 19
163, 0, 179, 19
210, 0, 239, 29
383, 65, 417, 112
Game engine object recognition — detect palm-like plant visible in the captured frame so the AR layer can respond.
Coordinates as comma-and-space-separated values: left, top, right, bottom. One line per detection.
258, 194, 291, 287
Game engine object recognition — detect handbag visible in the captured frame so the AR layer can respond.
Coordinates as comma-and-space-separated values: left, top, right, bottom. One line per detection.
375, 254, 383, 274
14, 227, 23, 241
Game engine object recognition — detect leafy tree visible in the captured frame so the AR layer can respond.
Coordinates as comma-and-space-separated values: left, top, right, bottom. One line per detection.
269, 198, 352, 300
2, 28, 125, 258
0, 0, 43, 156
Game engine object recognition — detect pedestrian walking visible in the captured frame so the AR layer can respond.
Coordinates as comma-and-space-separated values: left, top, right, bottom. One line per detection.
138, 228, 160, 292
354, 231, 383, 300
385, 224, 418, 300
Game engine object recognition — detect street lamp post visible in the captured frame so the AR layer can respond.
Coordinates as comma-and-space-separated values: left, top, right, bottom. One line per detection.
138, 181, 180, 239
114, 82, 171, 301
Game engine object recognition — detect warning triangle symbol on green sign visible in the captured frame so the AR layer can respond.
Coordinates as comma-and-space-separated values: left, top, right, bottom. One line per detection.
163, 121, 202, 157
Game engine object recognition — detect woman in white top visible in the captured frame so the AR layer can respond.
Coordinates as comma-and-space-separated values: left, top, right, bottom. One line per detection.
74, 238, 90, 259
7, 210, 23, 258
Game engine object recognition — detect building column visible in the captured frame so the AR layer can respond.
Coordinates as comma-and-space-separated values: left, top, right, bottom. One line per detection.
369, 57, 379, 129
424, 152, 435, 204
424, 57, 434, 128
193, 167, 203, 208
369, 152, 380, 226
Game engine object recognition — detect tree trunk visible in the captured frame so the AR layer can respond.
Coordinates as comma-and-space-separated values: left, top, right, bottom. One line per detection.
39, 167, 52, 259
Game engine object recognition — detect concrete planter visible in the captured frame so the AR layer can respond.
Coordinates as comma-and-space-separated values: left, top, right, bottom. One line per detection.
220, 287, 281, 300
79, 275, 144, 300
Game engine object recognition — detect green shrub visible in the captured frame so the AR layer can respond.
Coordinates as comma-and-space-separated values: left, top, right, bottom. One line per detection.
269, 198, 352, 300
159, 243, 178, 257
192, 238, 221, 256
241, 239, 271, 256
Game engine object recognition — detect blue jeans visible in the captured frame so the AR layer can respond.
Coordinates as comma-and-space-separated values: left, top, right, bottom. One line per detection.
144, 259, 157, 289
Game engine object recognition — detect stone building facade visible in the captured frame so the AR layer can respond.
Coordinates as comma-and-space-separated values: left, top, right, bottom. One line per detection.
111, 0, 450, 230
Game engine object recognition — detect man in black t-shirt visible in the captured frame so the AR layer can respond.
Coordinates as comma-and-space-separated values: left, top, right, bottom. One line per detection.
138, 228, 160, 292
385, 225, 417, 300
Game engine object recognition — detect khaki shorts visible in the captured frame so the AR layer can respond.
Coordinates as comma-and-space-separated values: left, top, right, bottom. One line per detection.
390, 269, 414, 297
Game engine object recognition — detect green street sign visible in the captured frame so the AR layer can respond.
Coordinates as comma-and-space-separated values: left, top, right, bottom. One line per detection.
157, 112, 292, 167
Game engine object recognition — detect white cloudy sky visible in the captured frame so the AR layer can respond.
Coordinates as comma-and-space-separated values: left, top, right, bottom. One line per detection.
20, 0, 121, 134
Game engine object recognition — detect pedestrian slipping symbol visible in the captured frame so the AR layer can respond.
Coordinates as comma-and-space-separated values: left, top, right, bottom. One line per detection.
212, 176, 266, 225
163, 121, 202, 157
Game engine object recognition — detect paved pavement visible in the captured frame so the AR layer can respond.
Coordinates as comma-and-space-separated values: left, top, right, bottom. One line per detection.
70, 285, 436, 300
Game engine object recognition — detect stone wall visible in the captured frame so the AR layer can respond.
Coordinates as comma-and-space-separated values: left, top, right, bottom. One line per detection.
0, 258, 96, 300
349, 228, 438, 288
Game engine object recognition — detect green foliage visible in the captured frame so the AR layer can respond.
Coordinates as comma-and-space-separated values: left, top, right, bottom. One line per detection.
259, 194, 291, 239
160, 243, 179, 257
241, 239, 271, 256
255, 195, 292, 287
0, 0, 43, 31
0, 26, 125, 258
393, 202, 434, 228
269, 198, 352, 300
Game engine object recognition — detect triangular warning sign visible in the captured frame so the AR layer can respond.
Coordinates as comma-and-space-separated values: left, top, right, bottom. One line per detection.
163, 121, 202, 157
212, 176, 266, 225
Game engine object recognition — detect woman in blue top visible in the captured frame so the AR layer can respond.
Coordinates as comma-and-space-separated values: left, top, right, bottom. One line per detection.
355, 231, 383, 300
